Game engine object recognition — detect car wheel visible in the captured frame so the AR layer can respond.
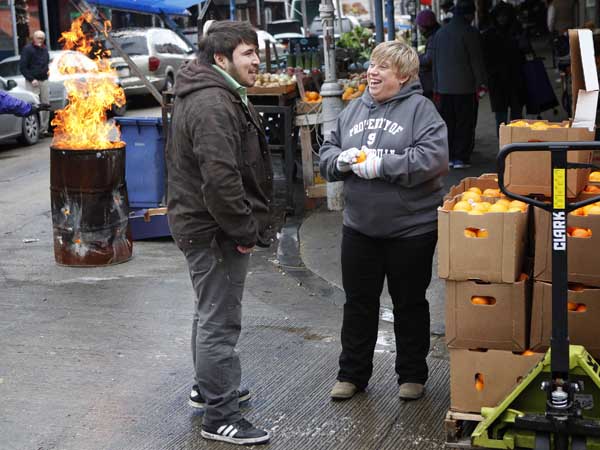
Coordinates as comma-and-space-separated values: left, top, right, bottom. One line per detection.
17, 114, 40, 145
163, 74, 174, 93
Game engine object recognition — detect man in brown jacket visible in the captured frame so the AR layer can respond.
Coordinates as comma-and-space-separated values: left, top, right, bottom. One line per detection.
166, 21, 273, 445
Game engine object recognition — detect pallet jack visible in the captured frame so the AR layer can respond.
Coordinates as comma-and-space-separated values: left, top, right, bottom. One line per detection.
469, 141, 600, 450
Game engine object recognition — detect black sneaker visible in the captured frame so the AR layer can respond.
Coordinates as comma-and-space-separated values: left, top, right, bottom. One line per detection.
201, 418, 270, 445
189, 385, 251, 409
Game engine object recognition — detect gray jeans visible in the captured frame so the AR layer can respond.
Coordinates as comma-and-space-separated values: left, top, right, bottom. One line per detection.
183, 235, 249, 427
25, 79, 49, 134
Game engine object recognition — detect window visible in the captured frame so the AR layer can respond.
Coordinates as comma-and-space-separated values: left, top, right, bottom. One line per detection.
0, 59, 19, 77
105, 35, 148, 56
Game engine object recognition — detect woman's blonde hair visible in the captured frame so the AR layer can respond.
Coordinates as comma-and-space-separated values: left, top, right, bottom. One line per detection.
370, 40, 420, 82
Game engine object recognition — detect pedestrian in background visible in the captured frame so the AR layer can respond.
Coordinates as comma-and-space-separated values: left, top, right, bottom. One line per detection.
482, 2, 528, 133
416, 9, 441, 101
440, 0, 455, 24
19, 30, 50, 136
431, 0, 487, 169
166, 20, 274, 446
320, 41, 448, 403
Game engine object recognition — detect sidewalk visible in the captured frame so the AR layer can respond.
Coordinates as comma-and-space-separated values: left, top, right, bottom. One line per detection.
298, 40, 570, 336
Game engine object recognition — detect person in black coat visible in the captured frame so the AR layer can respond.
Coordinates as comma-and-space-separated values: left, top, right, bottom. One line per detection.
481, 2, 529, 134
416, 9, 441, 100
19, 30, 50, 135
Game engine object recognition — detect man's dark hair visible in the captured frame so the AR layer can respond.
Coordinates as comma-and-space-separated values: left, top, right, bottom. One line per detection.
198, 21, 258, 65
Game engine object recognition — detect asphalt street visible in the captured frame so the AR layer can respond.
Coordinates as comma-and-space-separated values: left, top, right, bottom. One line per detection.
0, 102, 450, 450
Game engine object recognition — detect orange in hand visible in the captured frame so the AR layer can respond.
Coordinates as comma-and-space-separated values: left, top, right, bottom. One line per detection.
356, 150, 367, 163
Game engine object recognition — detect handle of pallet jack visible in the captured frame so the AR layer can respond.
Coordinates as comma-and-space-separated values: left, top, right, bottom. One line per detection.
497, 141, 600, 213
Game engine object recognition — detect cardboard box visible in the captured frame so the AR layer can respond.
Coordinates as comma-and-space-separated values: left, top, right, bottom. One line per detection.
533, 207, 600, 286
450, 348, 544, 413
446, 279, 529, 351
499, 121, 593, 198
530, 281, 600, 359
443, 173, 499, 202
438, 197, 528, 283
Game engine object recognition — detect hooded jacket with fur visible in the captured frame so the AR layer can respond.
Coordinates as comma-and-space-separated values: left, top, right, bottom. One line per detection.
166, 60, 273, 249
320, 81, 448, 238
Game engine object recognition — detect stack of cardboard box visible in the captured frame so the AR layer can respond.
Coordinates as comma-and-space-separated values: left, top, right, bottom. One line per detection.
439, 174, 542, 413
442, 29, 599, 414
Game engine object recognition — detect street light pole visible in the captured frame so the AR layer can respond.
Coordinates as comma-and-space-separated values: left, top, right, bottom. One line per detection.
319, 0, 344, 211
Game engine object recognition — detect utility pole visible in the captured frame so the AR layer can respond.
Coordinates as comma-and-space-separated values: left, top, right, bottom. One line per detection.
319, 0, 344, 211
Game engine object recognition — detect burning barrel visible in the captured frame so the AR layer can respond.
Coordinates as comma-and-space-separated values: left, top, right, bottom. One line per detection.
50, 146, 132, 266
49, 12, 130, 266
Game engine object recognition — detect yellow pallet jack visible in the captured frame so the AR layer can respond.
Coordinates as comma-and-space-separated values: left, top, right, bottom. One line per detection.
470, 141, 600, 449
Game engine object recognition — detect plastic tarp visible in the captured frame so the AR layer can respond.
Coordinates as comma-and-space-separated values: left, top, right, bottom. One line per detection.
88, 0, 200, 15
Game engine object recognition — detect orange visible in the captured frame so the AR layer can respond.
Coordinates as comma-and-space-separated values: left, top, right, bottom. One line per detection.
584, 185, 600, 193
572, 208, 586, 216
508, 120, 528, 127
475, 374, 484, 391
570, 283, 586, 292
453, 200, 472, 212
522, 350, 536, 356
568, 301, 578, 311
473, 202, 492, 213
464, 228, 477, 238
589, 171, 600, 182
357, 83, 366, 92
518, 273, 529, 281
356, 150, 367, 163
587, 205, 600, 215
476, 228, 489, 238
471, 296, 493, 305
570, 227, 592, 238
495, 199, 511, 207
462, 191, 481, 202
576, 304, 588, 312
488, 202, 508, 213
468, 187, 483, 195
508, 207, 523, 213
509, 200, 527, 212
482, 188, 501, 198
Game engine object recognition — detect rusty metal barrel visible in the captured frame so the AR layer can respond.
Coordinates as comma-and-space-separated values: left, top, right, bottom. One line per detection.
50, 145, 133, 266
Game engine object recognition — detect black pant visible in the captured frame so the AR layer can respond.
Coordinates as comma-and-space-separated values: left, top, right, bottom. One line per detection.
338, 226, 437, 389
439, 94, 477, 163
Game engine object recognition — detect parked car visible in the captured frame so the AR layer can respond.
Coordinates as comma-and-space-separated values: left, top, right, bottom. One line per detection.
0, 50, 126, 114
103, 27, 195, 98
309, 16, 361, 38
0, 76, 40, 145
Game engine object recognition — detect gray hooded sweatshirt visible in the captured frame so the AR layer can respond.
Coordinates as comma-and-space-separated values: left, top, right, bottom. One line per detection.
320, 80, 448, 238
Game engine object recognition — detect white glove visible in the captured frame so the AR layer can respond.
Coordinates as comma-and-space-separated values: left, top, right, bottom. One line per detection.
352, 152, 382, 179
336, 147, 361, 172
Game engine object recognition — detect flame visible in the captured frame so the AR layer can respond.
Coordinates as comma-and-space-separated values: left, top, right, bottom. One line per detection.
51, 12, 125, 150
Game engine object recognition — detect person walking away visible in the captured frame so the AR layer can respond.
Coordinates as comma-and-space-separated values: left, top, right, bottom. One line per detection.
416, 10, 441, 101
431, 0, 486, 169
481, 2, 528, 134
19, 30, 50, 135
320, 41, 448, 402
166, 21, 274, 446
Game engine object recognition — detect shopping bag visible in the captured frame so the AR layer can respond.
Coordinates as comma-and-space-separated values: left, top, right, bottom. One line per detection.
522, 57, 559, 115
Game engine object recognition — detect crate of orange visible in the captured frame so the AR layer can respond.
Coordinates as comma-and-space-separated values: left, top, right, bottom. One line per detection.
295, 90, 322, 115
446, 277, 529, 352
533, 203, 600, 286
499, 119, 594, 199
449, 348, 543, 413
443, 173, 500, 202
438, 195, 529, 283
530, 281, 600, 359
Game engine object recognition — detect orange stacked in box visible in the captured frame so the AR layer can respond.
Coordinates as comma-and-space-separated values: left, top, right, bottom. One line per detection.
439, 173, 542, 413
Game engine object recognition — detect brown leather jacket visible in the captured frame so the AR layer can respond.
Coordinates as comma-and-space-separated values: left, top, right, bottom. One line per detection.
166, 60, 273, 249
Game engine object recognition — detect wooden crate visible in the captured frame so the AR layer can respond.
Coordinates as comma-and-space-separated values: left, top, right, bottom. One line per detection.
247, 84, 296, 95
444, 410, 483, 450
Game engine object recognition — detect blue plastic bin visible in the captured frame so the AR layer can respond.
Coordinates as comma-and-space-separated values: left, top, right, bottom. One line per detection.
129, 208, 171, 240
116, 117, 165, 208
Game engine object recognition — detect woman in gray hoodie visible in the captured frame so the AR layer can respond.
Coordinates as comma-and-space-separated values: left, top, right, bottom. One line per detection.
320, 41, 448, 402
